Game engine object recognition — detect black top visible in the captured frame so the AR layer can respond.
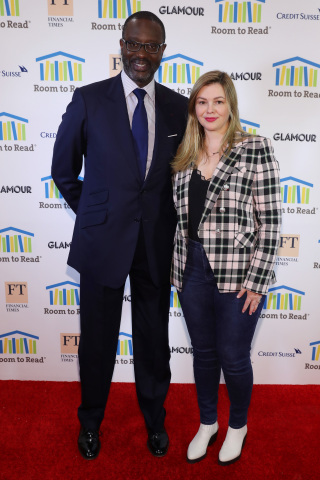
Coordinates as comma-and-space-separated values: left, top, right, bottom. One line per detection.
188, 169, 210, 242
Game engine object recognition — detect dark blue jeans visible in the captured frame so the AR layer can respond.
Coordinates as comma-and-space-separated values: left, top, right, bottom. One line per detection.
178, 239, 265, 428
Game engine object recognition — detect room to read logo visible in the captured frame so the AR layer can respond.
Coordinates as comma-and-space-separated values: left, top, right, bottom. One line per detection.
261, 285, 309, 321
269, 57, 320, 99
215, 0, 265, 23
0, 227, 33, 253
36, 51, 85, 81
45, 281, 80, 315
305, 341, 320, 370
92, 0, 143, 29
0, 331, 45, 364
281, 177, 312, 204
280, 177, 317, 216
117, 332, 133, 356
98, 0, 141, 18
0, 112, 35, 151
211, 0, 270, 35
158, 55, 204, 95
264, 285, 304, 311
0, 330, 38, 355
41, 176, 63, 199
1, 0, 20, 16
34, 52, 85, 94
0, 112, 27, 141
0, 0, 31, 28
0, 227, 40, 263
240, 119, 260, 134
169, 286, 184, 319
39, 175, 82, 210
116, 332, 134, 365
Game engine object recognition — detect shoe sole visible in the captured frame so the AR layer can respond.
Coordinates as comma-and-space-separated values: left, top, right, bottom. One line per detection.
186, 430, 218, 464
218, 434, 247, 466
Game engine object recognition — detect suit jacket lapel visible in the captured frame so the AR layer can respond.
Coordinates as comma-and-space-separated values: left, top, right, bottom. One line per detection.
147, 82, 185, 182
99, 74, 141, 182
200, 143, 245, 224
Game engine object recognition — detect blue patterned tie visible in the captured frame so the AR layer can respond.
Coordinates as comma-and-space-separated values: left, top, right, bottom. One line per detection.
132, 88, 148, 181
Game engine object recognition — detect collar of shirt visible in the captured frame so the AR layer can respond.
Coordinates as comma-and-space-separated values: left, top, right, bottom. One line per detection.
121, 70, 155, 105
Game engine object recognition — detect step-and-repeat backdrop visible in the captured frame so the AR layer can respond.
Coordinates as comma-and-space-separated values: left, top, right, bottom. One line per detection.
1, 0, 319, 384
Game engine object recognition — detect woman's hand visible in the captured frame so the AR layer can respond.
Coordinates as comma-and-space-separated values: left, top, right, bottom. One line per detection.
237, 288, 263, 315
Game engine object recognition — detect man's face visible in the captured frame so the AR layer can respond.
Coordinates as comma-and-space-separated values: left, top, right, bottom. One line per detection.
120, 18, 166, 87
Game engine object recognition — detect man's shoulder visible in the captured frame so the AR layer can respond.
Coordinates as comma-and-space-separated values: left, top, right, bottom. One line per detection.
155, 82, 188, 106
77, 75, 120, 96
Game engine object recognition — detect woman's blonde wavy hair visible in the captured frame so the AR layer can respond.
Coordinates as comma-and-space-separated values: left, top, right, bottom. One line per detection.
172, 70, 250, 173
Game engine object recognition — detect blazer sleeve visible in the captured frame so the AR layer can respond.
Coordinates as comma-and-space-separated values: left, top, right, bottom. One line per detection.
242, 137, 282, 295
51, 88, 87, 214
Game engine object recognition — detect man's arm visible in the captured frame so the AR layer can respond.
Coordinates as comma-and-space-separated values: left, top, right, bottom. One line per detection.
51, 88, 87, 214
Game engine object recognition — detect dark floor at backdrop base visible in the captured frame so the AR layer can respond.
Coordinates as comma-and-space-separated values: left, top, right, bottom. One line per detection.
1, 381, 319, 480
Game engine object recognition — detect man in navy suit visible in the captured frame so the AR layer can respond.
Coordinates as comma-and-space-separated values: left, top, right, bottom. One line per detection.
51, 11, 188, 460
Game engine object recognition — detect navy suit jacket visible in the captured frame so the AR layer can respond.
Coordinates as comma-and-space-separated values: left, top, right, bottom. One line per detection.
51, 73, 188, 288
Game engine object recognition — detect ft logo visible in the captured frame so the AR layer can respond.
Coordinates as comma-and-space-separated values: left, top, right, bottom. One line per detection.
278, 235, 300, 257
5, 282, 28, 303
109, 55, 122, 77
48, 0, 73, 16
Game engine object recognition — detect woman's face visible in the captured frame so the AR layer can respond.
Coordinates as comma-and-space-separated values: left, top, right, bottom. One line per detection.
195, 83, 230, 136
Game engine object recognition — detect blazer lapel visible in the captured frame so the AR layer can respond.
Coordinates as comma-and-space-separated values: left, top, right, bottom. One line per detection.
98, 74, 141, 182
200, 143, 245, 224
176, 168, 192, 240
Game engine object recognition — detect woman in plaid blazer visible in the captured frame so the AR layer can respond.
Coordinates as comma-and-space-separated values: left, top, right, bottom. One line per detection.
171, 71, 282, 466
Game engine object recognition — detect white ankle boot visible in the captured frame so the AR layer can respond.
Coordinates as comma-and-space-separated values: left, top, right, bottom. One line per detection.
187, 422, 218, 463
218, 425, 247, 466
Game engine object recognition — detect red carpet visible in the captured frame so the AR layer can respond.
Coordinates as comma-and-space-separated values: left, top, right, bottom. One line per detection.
1, 381, 319, 480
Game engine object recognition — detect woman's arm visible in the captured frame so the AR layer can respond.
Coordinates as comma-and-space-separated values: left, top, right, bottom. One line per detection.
242, 137, 282, 295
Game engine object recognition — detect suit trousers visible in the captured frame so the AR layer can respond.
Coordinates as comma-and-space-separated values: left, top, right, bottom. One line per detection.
178, 239, 265, 429
78, 225, 171, 433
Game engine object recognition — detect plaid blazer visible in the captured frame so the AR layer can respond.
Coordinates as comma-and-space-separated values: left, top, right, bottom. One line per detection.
171, 136, 282, 294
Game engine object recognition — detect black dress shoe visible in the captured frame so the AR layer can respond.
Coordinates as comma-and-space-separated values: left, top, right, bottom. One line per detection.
78, 427, 101, 460
147, 429, 169, 457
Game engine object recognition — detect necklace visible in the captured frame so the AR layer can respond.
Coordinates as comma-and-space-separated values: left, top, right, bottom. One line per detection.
206, 150, 220, 156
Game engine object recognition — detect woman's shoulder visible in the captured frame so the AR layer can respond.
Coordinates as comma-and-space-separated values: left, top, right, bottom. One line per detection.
235, 134, 271, 149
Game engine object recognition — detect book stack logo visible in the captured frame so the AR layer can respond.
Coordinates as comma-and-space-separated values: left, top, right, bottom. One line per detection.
0, 227, 33, 254
36, 52, 85, 82
0, 0, 20, 16
158, 55, 203, 85
98, 0, 141, 18
0, 112, 27, 141
240, 119, 260, 134
273, 57, 319, 88
0, 331, 38, 355
215, 0, 265, 23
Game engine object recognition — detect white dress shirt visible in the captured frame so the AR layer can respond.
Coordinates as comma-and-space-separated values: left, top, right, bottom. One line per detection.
121, 70, 156, 178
